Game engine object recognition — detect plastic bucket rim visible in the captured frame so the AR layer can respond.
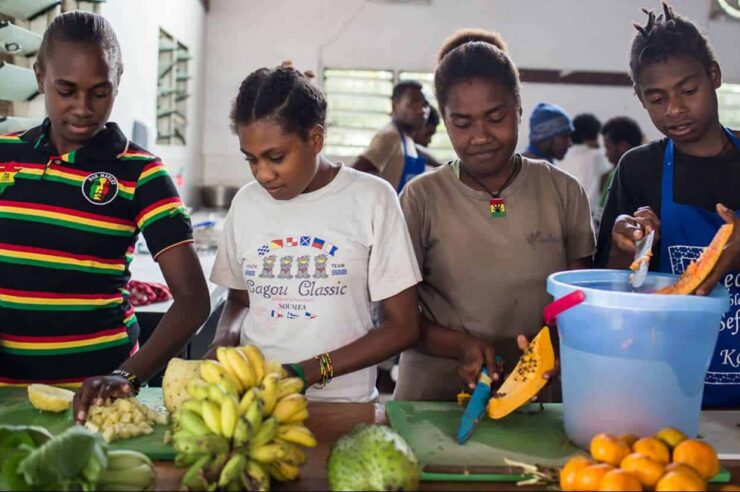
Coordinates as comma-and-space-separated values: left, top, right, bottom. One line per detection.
547, 269, 730, 313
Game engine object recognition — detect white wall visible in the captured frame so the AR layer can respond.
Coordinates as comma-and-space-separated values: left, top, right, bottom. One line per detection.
202, 0, 740, 186
101, 0, 207, 205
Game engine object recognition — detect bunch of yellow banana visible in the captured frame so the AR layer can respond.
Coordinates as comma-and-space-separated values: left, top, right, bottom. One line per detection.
171, 345, 316, 491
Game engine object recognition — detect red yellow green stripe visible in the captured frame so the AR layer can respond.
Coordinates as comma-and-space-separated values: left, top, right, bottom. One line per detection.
14, 163, 135, 200
0, 377, 83, 388
137, 161, 170, 187
0, 133, 25, 144
0, 327, 129, 356
0, 242, 125, 275
0, 287, 123, 311
60, 149, 76, 164
13, 163, 44, 179
0, 200, 135, 237
136, 197, 187, 231
119, 149, 157, 161
123, 307, 137, 328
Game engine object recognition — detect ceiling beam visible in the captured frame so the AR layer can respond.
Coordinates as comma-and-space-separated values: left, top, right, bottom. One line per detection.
519, 68, 632, 87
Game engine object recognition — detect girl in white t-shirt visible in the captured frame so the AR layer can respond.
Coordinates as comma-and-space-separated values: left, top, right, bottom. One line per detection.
207, 64, 422, 402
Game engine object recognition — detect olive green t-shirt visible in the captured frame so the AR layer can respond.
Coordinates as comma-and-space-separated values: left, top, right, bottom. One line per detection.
393, 156, 595, 401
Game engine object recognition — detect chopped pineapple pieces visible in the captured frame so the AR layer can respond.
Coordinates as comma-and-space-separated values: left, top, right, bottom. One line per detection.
84, 397, 167, 443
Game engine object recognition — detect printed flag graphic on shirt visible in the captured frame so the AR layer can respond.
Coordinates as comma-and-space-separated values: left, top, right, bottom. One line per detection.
490, 198, 506, 218
323, 242, 339, 256
270, 239, 283, 250
311, 237, 325, 249
300, 236, 311, 246
286, 237, 299, 247
257, 245, 269, 256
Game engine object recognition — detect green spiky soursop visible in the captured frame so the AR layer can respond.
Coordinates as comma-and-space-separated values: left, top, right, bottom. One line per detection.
327, 424, 420, 491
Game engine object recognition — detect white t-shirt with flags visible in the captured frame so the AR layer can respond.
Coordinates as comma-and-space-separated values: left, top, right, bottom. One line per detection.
210, 165, 421, 402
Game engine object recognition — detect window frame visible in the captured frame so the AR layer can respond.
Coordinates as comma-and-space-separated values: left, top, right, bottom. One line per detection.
323, 67, 455, 163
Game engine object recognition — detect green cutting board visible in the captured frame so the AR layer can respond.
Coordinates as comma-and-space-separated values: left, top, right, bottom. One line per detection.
386, 401, 584, 482
386, 402, 732, 484
0, 387, 175, 460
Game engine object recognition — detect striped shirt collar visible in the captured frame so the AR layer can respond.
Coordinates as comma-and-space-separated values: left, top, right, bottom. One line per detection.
19, 119, 129, 164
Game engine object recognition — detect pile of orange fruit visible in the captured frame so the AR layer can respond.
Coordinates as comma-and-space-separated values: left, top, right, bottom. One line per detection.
560, 427, 738, 491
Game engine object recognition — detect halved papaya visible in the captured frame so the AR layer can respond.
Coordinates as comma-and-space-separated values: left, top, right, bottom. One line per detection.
487, 326, 555, 419
657, 224, 733, 295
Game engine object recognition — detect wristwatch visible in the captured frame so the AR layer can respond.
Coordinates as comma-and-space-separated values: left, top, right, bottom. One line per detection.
110, 369, 142, 395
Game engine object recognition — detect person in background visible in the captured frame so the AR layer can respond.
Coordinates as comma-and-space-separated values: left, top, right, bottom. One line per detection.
594, 116, 644, 221
596, 3, 740, 406
206, 64, 421, 402
353, 81, 428, 192
522, 102, 574, 163
558, 113, 612, 216
393, 28, 594, 401
413, 105, 442, 170
0, 12, 210, 420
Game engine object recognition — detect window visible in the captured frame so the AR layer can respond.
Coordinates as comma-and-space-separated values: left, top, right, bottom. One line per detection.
323, 68, 455, 162
323, 69, 393, 158
719, 83, 740, 130
157, 29, 189, 145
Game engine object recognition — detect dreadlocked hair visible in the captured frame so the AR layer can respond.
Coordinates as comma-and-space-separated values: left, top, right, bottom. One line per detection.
230, 61, 326, 139
434, 28, 520, 113
629, 2, 717, 83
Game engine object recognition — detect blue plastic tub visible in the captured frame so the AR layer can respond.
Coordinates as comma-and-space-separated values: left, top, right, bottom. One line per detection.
547, 270, 729, 449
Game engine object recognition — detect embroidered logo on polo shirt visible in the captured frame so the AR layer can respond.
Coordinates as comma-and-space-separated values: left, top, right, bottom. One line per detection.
0, 163, 21, 195
82, 172, 119, 205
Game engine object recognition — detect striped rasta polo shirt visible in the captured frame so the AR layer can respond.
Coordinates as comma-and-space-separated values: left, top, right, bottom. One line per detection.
0, 120, 193, 387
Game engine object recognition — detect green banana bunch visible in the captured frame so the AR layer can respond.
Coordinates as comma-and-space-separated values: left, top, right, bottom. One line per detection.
179, 409, 210, 437
173, 344, 315, 491
181, 455, 211, 492
97, 449, 156, 491
244, 399, 263, 433
249, 417, 278, 449
218, 454, 247, 488
173, 434, 230, 456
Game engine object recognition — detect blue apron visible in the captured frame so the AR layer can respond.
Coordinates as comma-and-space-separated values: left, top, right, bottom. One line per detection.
397, 127, 426, 193
658, 127, 740, 407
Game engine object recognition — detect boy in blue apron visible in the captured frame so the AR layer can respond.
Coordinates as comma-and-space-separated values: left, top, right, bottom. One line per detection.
353, 81, 427, 193
596, 3, 740, 407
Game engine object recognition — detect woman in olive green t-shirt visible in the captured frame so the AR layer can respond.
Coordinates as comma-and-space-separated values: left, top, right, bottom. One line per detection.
393, 29, 594, 402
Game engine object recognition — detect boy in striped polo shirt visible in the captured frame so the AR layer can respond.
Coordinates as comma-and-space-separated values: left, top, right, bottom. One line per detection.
0, 11, 209, 421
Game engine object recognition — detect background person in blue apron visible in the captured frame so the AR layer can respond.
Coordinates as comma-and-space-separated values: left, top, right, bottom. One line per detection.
595, 3, 740, 407
353, 81, 428, 193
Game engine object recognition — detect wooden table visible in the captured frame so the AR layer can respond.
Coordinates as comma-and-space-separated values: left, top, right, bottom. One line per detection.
155, 402, 740, 491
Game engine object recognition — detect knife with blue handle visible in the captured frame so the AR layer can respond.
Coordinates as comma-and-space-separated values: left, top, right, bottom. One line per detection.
456, 367, 493, 445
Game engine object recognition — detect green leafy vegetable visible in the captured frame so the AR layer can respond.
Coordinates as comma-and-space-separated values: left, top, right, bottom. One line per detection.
17, 426, 108, 491
0, 425, 52, 450
0, 425, 53, 491
1, 449, 32, 491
